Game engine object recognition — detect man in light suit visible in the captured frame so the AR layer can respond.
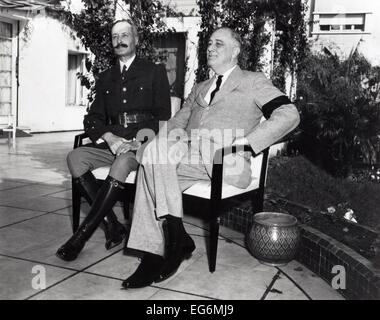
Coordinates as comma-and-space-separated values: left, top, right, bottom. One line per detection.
121, 27, 300, 289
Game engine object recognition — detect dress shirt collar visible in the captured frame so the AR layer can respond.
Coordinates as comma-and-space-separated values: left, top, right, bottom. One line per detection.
119, 55, 136, 73
214, 64, 237, 87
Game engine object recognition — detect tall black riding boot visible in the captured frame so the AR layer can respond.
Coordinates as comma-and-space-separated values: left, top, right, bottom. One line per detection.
155, 216, 196, 283
74, 171, 127, 250
56, 176, 128, 261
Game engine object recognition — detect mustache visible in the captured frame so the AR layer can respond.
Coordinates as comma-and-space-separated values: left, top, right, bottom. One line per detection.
114, 43, 128, 49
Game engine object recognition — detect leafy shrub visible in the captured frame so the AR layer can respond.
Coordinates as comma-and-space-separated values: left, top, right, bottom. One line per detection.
289, 50, 380, 177
267, 155, 380, 231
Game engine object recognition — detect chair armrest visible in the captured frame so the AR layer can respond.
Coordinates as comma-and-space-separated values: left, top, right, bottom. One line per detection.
213, 144, 255, 161
73, 132, 89, 149
210, 145, 270, 202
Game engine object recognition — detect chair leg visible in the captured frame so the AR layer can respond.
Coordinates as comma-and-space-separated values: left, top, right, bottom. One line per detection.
122, 200, 130, 222
252, 190, 264, 213
71, 178, 81, 233
209, 217, 220, 273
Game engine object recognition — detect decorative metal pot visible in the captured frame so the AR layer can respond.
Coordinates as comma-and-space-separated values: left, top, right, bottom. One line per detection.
246, 212, 300, 266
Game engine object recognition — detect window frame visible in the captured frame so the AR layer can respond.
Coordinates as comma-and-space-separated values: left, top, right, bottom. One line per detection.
0, 17, 17, 125
312, 12, 370, 35
66, 51, 88, 107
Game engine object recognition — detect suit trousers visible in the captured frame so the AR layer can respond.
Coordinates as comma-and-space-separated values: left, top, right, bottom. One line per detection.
67, 146, 138, 182
127, 137, 210, 256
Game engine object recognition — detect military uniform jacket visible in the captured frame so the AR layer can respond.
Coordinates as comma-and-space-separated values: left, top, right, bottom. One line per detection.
84, 58, 171, 148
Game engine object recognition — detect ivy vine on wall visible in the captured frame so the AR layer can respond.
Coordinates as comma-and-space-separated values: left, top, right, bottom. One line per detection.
196, 0, 309, 93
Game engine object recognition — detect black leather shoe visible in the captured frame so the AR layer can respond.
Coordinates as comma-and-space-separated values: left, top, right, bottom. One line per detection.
122, 253, 165, 289
155, 235, 196, 283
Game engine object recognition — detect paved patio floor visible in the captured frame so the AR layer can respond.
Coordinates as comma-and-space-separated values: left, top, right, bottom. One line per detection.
0, 132, 344, 300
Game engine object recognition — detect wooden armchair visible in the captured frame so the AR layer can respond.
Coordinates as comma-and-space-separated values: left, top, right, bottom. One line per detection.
71, 133, 269, 273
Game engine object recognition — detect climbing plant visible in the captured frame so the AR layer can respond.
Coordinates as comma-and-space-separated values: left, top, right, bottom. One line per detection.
47, 0, 172, 100
196, 0, 309, 93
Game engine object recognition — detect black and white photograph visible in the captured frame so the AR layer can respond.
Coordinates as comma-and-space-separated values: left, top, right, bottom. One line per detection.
0, 0, 379, 303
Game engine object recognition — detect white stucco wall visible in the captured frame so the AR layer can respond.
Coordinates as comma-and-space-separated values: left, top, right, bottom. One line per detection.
18, 13, 88, 132
310, 0, 380, 65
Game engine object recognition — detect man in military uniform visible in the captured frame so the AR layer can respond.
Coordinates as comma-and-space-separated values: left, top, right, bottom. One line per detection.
56, 18, 171, 262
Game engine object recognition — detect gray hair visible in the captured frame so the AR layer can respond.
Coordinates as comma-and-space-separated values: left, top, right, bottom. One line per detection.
111, 18, 139, 39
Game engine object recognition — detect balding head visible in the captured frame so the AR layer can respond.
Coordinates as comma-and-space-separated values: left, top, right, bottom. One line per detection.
207, 27, 241, 74
214, 27, 242, 51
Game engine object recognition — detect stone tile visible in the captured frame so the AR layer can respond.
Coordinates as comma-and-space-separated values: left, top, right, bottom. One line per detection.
0, 256, 75, 300
8, 213, 74, 238
1, 184, 67, 199
219, 224, 245, 244
182, 224, 259, 270
0, 196, 71, 212
86, 251, 141, 280
0, 222, 59, 257
53, 203, 90, 217
278, 260, 344, 300
209, 238, 261, 269
53, 203, 128, 224
183, 215, 245, 245
0, 180, 29, 191
148, 289, 213, 300
47, 179, 72, 189
184, 221, 208, 238
45, 190, 72, 200
0, 206, 46, 227
0, 190, 38, 206
38, 237, 123, 271
183, 215, 206, 229
265, 274, 309, 300
161, 256, 277, 300
0, 212, 120, 269
0, 169, 67, 184
30, 273, 159, 300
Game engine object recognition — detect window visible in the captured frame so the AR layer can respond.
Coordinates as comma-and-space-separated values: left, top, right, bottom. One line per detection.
66, 53, 88, 106
0, 21, 12, 117
317, 13, 366, 33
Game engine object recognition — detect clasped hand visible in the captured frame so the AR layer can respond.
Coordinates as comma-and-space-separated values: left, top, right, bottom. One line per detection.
115, 140, 141, 156
102, 132, 141, 156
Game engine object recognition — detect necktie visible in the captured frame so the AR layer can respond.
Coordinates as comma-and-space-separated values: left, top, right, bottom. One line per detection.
209, 75, 223, 105
121, 65, 127, 81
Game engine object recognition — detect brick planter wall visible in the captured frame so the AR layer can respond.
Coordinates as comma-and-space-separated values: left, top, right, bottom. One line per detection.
219, 202, 380, 300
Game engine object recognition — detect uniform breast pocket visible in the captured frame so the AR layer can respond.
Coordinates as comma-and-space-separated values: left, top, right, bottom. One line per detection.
134, 81, 152, 94
133, 81, 152, 105
103, 89, 112, 101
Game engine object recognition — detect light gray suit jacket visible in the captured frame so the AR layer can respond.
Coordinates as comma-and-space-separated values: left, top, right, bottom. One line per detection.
139, 66, 300, 188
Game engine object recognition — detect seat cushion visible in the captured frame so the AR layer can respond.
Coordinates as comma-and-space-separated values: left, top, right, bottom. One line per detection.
183, 153, 264, 199
91, 153, 265, 199
92, 167, 137, 184
183, 177, 260, 199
